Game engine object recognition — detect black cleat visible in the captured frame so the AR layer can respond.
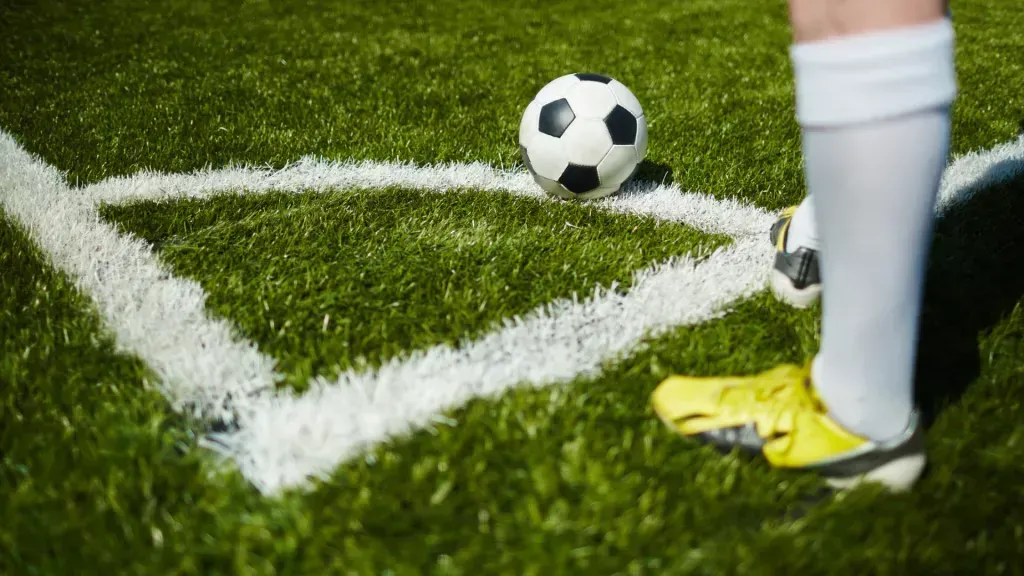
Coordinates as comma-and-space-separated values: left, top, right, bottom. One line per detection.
769, 206, 821, 308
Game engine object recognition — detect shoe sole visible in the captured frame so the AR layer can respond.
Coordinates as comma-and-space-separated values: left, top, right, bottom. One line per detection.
770, 269, 821, 309
654, 399, 926, 493
824, 453, 927, 493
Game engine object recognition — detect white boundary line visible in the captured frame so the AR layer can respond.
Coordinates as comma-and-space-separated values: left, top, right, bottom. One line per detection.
214, 237, 773, 492
81, 156, 770, 238
3, 129, 1023, 494
0, 131, 280, 422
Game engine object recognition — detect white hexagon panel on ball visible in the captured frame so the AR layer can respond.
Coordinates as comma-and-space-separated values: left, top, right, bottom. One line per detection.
520, 72, 646, 200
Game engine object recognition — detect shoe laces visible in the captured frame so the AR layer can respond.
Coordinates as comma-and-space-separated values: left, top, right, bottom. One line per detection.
718, 371, 821, 439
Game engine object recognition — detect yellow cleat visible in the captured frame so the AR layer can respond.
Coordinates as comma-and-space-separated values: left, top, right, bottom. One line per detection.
651, 363, 926, 492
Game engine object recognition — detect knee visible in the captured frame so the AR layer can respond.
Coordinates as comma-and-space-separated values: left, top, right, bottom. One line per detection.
788, 0, 949, 43
787, 0, 828, 43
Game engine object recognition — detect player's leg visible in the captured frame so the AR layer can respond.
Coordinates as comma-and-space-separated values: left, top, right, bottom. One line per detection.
770, 0, 953, 309
793, 0, 953, 446
788, 0, 950, 42
652, 0, 955, 491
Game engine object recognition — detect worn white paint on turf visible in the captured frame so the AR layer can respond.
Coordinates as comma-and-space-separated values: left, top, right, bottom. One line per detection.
0, 131, 279, 422
934, 134, 1024, 213
80, 153, 777, 493
79, 134, 1024, 235
0, 128, 776, 494
81, 156, 770, 238
214, 238, 774, 492
3, 128, 1023, 494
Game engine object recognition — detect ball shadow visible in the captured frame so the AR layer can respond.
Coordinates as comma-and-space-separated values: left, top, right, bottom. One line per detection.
631, 160, 675, 186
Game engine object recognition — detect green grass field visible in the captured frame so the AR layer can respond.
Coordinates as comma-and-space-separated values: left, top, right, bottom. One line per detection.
3, 0, 1024, 573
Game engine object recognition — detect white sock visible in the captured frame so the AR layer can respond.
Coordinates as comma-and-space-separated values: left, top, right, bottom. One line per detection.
790, 19, 957, 442
785, 196, 819, 252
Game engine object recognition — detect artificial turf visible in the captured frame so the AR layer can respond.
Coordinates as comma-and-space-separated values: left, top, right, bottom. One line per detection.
1, 0, 1018, 205
3, 0, 1024, 573
6, 181, 1024, 572
100, 187, 726, 388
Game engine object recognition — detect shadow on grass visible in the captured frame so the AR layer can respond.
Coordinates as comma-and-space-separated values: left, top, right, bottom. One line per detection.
632, 159, 675, 186
915, 164, 1024, 427
786, 163, 1024, 519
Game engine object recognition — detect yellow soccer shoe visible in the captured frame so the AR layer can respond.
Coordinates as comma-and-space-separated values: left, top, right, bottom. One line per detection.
651, 363, 926, 492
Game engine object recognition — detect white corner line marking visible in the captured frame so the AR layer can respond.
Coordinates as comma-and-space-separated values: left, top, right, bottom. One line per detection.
81, 156, 770, 238
214, 237, 774, 493
3, 129, 1023, 494
0, 131, 280, 422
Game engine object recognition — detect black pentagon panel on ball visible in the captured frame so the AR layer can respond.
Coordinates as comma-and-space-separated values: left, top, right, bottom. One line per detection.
538, 98, 576, 138
574, 72, 612, 84
604, 105, 638, 145
558, 164, 601, 194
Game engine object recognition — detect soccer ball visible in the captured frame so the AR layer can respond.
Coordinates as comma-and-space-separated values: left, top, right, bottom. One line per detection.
518, 73, 647, 200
